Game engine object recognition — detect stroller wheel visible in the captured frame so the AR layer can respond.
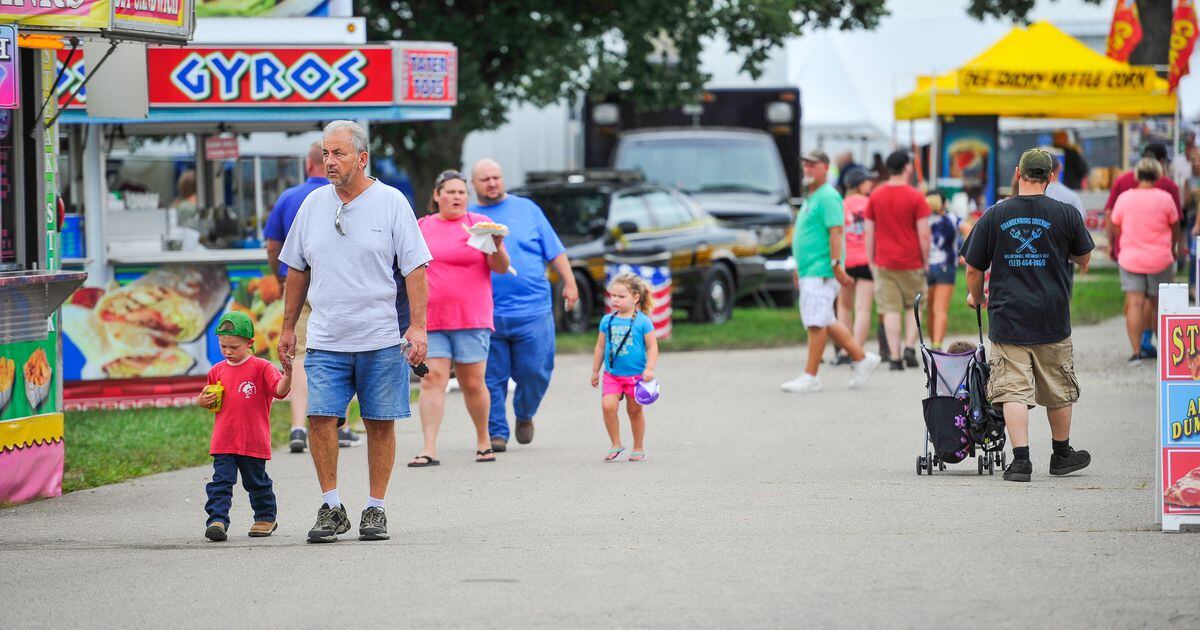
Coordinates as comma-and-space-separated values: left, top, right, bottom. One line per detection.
926, 456, 934, 475
938, 461, 946, 471
1000, 452, 1007, 469
977, 456, 985, 475
917, 456, 924, 475
987, 456, 995, 475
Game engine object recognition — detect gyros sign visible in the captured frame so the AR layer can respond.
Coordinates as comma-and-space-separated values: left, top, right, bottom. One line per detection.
57, 46, 395, 107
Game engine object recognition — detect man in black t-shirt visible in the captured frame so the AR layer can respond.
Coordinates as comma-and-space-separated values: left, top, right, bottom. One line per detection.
960, 148, 1095, 483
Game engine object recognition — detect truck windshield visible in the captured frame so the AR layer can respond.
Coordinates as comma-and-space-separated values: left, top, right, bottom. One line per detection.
615, 136, 788, 197
523, 190, 608, 243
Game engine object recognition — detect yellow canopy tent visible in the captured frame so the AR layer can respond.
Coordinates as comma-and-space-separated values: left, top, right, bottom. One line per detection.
894, 21, 1176, 121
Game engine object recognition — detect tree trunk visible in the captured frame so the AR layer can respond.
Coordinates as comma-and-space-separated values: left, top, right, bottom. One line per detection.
375, 119, 470, 218
1130, 0, 1174, 68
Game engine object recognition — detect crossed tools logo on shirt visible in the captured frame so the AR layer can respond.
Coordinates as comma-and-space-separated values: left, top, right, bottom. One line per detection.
1009, 227, 1044, 254
238, 382, 257, 399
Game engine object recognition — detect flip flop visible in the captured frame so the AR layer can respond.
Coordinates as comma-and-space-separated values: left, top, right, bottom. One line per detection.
476, 449, 496, 463
628, 452, 647, 462
604, 447, 625, 462
407, 455, 440, 468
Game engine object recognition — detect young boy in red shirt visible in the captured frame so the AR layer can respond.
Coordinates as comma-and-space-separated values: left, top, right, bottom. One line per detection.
197, 311, 292, 541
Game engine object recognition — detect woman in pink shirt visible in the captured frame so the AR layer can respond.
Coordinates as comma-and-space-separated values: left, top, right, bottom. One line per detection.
410, 171, 510, 466
1111, 158, 1181, 363
834, 168, 875, 364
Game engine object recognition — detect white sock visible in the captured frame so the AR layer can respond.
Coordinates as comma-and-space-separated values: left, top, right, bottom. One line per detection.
322, 489, 341, 508
366, 496, 385, 509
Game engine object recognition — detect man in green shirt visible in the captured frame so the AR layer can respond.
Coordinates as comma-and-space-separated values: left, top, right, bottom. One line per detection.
781, 150, 882, 393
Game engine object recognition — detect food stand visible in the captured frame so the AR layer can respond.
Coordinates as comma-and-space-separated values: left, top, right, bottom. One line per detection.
1, 2, 197, 504
53, 19, 456, 409
894, 20, 1177, 219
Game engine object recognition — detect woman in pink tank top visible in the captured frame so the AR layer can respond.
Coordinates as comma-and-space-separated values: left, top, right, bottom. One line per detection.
410, 171, 510, 466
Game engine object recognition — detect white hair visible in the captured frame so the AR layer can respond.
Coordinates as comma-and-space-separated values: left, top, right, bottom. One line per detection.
323, 120, 369, 155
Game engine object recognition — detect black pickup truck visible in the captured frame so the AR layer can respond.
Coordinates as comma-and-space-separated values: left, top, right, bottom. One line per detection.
513, 171, 766, 333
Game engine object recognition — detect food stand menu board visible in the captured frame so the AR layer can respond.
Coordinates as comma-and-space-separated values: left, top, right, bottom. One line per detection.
1158, 295, 1200, 531
62, 263, 284, 381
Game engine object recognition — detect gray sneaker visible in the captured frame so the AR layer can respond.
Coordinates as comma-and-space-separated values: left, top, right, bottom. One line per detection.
289, 428, 307, 453
359, 506, 389, 541
307, 503, 351, 543
338, 428, 362, 448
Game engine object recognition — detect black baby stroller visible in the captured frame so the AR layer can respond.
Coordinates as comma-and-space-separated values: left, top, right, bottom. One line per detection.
912, 294, 1007, 476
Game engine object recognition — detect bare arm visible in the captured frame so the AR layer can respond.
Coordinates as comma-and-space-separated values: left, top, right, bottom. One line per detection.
965, 264, 986, 308
642, 331, 659, 381
1069, 251, 1092, 273
403, 265, 429, 365
266, 239, 284, 278
829, 225, 851, 286
275, 370, 292, 398
487, 238, 511, 274
277, 268, 311, 371
916, 216, 932, 266
590, 332, 606, 387
550, 252, 579, 310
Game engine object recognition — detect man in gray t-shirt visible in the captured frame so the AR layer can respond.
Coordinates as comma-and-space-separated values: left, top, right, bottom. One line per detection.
278, 120, 432, 544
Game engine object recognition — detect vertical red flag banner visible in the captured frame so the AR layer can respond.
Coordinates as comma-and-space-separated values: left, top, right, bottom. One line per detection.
1170, 0, 1199, 92
1107, 0, 1144, 62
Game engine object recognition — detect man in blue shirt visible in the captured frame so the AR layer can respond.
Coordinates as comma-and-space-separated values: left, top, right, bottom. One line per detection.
264, 142, 360, 451
470, 159, 578, 451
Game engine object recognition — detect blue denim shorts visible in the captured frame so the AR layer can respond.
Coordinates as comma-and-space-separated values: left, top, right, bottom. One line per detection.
427, 328, 491, 363
305, 344, 410, 421
927, 263, 957, 286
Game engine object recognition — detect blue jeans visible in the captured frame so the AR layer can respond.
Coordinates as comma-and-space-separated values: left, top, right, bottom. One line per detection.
205, 454, 276, 527
428, 328, 491, 363
486, 311, 556, 440
305, 344, 411, 421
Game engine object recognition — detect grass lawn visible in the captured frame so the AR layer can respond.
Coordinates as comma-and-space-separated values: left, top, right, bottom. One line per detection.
62, 403, 295, 494
555, 267, 1126, 353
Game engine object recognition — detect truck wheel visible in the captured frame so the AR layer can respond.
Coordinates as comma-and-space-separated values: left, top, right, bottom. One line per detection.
690, 265, 734, 324
558, 271, 593, 334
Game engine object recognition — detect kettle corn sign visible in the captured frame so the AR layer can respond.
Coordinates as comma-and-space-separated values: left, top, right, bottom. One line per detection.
957, 67, 1158, 93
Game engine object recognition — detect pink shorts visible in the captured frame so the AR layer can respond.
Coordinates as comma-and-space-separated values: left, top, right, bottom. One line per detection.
602, 372, 640, 399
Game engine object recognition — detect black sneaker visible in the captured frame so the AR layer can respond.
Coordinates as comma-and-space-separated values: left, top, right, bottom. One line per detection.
903, 347, 919, 368
289, 428, 307, 453
307, 503, 351, 543
1003, 458, 1032, 482
1049, 447, 1091, 476
833, 353, 853, 366
359, 507, 389, 541
889, 360, 905, 371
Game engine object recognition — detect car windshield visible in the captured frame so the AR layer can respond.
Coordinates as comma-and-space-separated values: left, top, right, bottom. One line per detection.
523, 190, 609, 244
615, 136, 788, 197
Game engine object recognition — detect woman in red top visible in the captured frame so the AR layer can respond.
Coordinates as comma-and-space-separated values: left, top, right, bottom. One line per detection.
409, 171, 510, 467
835, 168, 875, 364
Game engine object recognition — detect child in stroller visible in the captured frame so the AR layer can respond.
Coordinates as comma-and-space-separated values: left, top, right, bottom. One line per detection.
913, 294, 1007, 476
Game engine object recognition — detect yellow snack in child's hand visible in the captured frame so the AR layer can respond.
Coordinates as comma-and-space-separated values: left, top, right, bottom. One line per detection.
203, 383, 224, 413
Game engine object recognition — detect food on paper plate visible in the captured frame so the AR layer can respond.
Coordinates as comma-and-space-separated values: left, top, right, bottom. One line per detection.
465, 221, 509, 236
1164, 466, 1200, 508
24, 348, 52, 410
95, 267, 229, 342
0, 357, 14, 411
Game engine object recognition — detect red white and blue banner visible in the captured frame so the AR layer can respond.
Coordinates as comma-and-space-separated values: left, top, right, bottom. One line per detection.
604, 260, 672, 339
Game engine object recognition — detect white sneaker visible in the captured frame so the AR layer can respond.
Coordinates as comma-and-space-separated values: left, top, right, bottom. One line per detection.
445, 378, 460, 394
847, 352, 882, 389
781, 373, 822, 393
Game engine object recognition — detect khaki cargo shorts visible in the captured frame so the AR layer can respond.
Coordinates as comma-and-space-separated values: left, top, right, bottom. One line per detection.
988, 338, 1080, 409
295, 302, 312, 353
875, 268, 926, 314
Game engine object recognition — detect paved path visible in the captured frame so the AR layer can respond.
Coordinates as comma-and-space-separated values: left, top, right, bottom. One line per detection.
2, 317, 1198, 629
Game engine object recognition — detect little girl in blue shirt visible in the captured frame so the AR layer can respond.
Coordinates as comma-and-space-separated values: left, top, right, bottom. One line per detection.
590, 273, 659, 462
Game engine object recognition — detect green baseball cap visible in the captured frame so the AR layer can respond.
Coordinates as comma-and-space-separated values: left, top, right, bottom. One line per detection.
1018, 148, 1054, 179
215, 311, 255, 340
